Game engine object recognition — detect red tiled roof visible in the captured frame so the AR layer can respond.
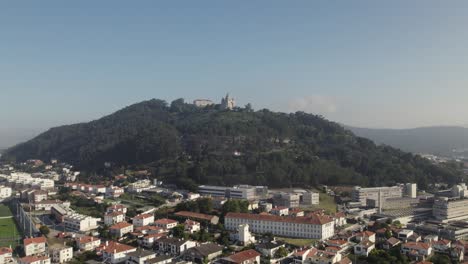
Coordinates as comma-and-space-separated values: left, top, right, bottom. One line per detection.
19, 256, 50, 263
35, 199, 63, 205
403, 242, 431, 250
434, 239, 451, 245
225, 249, 261, 263
356, 231, 375, 237
77, 236, 100, 244
133, 213, 153, 220
0, 247, 12, 255
154, 218, 178, 225
98, 241, 135, 254
24, 236, 47, 246
175, 211, 217, 221
226, 212, 334, 225
326, 239, 347, 246
110, 222, 133, 230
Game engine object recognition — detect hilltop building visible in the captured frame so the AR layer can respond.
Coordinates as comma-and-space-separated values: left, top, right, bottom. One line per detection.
221, 93, 235, 110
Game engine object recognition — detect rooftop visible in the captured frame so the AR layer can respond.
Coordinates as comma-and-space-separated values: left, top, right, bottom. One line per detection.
224, 249, 261, 263
24, 236, 47, 246
226, 212, 334, 225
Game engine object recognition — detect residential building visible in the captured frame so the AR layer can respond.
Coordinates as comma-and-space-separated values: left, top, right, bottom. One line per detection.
225, 212, 335, 239
106, 204, 128, 215
355, 231, 376, 243
237, 224, 256, 246
75, 236, 101, 251
106, 186, 124, 198
104, 212, 125, 226
34, 200, 70, 211
132, 214, 154, 227
0, 247, 13, 264
157, 238, 197, 255
193, 99, 214, 108
352, 186, 403, 206
220, 249, 261, 264
270, 207, 289, 216
0, 186, 12, 199
401, 242, 433, 259
110, 222, 134, 238
97, 241, 137, 264
63, 213, 100, 232
273, 193, 300, 208
32, 191, 48, 203
255, 241, 285, 257
383, 237, 401, 250
174, 211, 220, 225
398, 230, 414, 242
220, 93, 235, 110
354, 240, 375, 257
144, 255, 173, 264
302, 192, 320, 205
154, 218, 178, 230
18, 256, 51, 264
138, 233, 166, 248
49, 246, 73, 264
125, 249, 156, 264
432, 239, 451, 253
24, 237, 47, 256
182, 243, 223, 263
183, 219, 201, 234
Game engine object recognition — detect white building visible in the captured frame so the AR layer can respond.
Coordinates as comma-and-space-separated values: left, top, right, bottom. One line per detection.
154, 218, 178, 230
106, 204, 127, 215
64, 213, 100, 232
237, 224, 256, 245
352, 186, 403, 206
34, 200, 70, 211
75, 236, 101, 252
0, 247, 13, 264
220, 93, 235, 110
303, 192, 320, 205
132, 214, 154, 227
24, 237, 47, 256
404, 183, 417, 198
98, 241, 137, 264
127, 180, 153, 193
198, 185, 257, 200
125, 249, 157, 264
401, 242, 433, 258
110, 222, 134, 238
225, 213, 335, 240
0, 172, 54, 190
0, 186, 12, 199
433, 197, 468, 222
104, 212, 125, 226
50, 246, 73, 264
184, 219, 201, 234
193, 99, 214, 108
18, 256, 51, 264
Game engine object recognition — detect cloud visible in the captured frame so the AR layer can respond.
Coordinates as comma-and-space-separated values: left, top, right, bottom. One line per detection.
286, 95, 338, 115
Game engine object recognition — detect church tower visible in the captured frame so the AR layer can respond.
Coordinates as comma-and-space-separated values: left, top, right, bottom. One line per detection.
220, 93, 235, 110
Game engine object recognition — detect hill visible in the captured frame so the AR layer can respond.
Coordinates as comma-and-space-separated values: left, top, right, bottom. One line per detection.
3, 99, 464, 189
348, 126, 468, 157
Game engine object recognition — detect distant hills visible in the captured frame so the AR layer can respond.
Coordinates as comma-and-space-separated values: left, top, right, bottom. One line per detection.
347, 126, 468, 157
2, 99, 464, 189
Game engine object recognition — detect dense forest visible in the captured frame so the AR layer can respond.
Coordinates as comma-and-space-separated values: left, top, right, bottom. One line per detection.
3, 99, 464, 189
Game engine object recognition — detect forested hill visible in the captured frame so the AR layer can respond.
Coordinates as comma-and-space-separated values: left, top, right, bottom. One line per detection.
3, 99, 464, 189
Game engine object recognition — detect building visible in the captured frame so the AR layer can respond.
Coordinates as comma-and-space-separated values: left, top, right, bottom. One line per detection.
220, 249, 261, 264
0, 186, 12, 199
97, 241, 137, 264
198, 185, 257, 200
255, 241, 285, 258
220, 93, 235, 110
183, 219, 201, 234
64, 213, 100, 232
404, 183, 417, 198
352, 186, 403, 206
154, 218, 178, 230
133, 214, 154, 227
125, 249, 157, 264
225, 212, 335, 239
144, 255, 173, 264
193, 99, 214, 108
433, 197, 468, 222
0, 247, 13, 264
157, 238, 197, 255
106, 186, 124, 198
367, 197, 419, 210
31, 191, 48, 203
110, 222, 134, 238
0, 173, 54, 190
18, 256, 51, 264
270, 207, 289, 216
401, 242, 433, 260
106, 204, 128, 215
34, 200, 70, 211
138, 233, 167, 249
104, 212, 125, 226
237, 224, 256, 245
24, 237, 47, 256
127, 180, 153, 193
174, 211, 220, 225
354, 240, 375, 257
302, 192, 320, 205
49, 246, 73, 264
182, 243, 223, 263
75, 236, 101, 251
273, 193, 300, 208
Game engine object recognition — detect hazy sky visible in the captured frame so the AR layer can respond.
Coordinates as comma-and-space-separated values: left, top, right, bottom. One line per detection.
1, 1, 468, 147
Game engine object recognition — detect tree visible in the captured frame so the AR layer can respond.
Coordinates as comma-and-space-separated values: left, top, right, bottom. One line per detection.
39, 226, 50, 236
172, 224, 187, 239
274, 247, 288, 258
430, 254, 452, 264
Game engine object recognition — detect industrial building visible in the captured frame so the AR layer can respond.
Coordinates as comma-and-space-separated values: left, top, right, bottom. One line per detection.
198, 185, 266, 200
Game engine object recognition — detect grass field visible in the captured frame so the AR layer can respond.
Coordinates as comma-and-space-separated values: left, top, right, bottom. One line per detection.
301, 192, 337, 213
0, 204, 21, 248
276, 237, 317, 247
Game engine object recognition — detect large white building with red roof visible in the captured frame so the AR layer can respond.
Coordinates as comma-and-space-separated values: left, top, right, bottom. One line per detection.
96, 241, 136, 264
225, 213, 334, 239
154, 218, 178, 230
18, 256, 51, 264
24, 237, 47, 256
132, 213, 154, 227
0, 247, 13, 263
75, 236, 101, 251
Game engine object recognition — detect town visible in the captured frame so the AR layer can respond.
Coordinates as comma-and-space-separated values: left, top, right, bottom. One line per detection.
0, 158, 466, 264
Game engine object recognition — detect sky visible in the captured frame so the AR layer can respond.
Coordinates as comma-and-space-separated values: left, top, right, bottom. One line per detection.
1, 1, 468, 147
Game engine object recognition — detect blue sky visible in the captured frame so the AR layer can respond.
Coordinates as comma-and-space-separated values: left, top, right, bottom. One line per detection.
1, 1, 468, 147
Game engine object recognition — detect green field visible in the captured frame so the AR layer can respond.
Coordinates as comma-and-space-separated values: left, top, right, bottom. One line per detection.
301, 192, 337, 213
276, 237, 317, 247
0, 204, 21, 248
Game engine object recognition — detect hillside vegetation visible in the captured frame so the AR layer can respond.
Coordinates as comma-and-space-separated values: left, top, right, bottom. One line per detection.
3, 99, 464, 189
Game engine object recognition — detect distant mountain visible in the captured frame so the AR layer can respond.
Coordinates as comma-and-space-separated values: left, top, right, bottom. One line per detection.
347, 126, 468, 156
2, 99, 464, 189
